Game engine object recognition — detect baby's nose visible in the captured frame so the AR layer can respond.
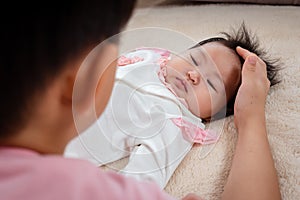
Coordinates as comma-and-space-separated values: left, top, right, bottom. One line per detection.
187, 70, 200, 85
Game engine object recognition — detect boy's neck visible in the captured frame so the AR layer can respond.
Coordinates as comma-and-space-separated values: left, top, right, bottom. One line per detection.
0, 78, 77, 154
1, 123, 75, 154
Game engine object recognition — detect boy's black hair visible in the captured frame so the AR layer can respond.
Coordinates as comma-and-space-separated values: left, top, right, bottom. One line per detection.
191, 23, 281, 118
0, 1, 136, 138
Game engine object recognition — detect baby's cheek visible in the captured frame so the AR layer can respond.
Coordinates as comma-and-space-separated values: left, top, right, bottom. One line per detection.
187, 92, 212, 118
167, 65, 184, 78
199, 97, 213, 118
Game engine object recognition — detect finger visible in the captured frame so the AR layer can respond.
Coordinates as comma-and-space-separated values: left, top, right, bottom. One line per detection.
237, 48, 258, 69
240, 55, 258, 81
236, 46, 252, 58
237, 47, 267, 72
246, 56, 258, 67
182, 193, 204, 200
237, 47, 259, 71
236, 46, 253, 60
244, 56, 257, 73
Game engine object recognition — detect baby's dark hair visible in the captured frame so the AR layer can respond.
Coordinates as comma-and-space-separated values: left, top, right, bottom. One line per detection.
0, 1, 136, 138
192, 23, 281, 118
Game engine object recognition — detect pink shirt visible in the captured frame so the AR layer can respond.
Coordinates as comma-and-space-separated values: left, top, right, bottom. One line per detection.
0, 147, 175, 200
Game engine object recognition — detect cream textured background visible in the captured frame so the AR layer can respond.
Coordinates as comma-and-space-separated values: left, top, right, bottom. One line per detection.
104, 4, 300, 200
136, 0, 300, 7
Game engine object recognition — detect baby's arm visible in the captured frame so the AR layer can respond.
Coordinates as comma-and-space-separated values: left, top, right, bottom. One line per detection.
119, 121, 193, 189
221, 47, 281, 200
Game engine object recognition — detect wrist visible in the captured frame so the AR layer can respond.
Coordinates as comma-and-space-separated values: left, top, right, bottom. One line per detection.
235, 113, 267, 135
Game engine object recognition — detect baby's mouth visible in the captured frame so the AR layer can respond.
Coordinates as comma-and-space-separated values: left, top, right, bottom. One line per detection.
175, 77, 188, 93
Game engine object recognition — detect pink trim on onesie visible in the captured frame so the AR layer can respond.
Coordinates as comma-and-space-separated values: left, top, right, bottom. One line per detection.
117, 47, 170, 66
171, 118, 218, 144
117, 55, 144, 66
156, 54, 189, 108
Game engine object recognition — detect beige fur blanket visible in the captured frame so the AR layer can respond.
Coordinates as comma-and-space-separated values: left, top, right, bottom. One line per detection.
102, 4, 300, 200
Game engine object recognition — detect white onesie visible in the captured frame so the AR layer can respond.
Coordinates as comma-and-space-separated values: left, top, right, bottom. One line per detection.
64, 48, 218, 189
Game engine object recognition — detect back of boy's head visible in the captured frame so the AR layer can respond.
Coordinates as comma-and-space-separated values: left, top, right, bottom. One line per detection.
0, 1, 136, 138
192, 23, 281, 119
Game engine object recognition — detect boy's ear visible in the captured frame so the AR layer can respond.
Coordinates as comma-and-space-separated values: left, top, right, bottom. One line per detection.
60, 69, 77, 107
59, 42, 118, 109
64, 43, 118, 132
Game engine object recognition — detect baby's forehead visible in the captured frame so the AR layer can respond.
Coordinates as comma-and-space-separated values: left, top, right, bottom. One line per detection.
194, 41, 234, 54
203, 42, 241, 64
186, 42, 240, 64
200, 42, 241, 86
182, 42, 228, 58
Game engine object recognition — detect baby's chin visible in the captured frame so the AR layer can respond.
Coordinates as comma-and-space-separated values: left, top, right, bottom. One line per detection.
187, 103, 212, 120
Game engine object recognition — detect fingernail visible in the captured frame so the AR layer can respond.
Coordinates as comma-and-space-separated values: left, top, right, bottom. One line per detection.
248, 56, 257, 65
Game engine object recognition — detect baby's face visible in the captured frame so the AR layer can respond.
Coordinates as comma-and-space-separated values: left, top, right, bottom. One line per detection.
165, 42, 241, 118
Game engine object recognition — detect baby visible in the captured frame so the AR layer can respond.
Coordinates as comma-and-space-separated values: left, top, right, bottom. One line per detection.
64, 24, 280, 189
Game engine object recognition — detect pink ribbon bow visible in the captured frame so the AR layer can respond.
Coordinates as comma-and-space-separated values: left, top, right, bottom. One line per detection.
171, 118, 218, 145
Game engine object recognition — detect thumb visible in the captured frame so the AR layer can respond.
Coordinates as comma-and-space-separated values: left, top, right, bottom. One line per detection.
240, 55, 258, 84
244, 55, 257, 72
236, 46, 257, 74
